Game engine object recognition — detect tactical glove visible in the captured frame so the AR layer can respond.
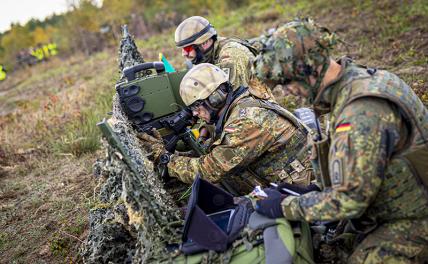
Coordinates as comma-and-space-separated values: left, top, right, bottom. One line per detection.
255, 188, 286, 219
138, 129, 166, 163
276, 182, 320, 195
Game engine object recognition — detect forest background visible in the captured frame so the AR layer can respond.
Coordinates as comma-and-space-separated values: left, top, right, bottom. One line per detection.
0, 0, 427, 263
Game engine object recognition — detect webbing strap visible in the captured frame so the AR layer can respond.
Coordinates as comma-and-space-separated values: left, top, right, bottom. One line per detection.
214, 86, 249, 138
219, 37, 259, 56
238, 98, 310, 135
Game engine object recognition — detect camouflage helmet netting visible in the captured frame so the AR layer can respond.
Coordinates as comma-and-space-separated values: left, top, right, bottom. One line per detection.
253, 18, 338, 97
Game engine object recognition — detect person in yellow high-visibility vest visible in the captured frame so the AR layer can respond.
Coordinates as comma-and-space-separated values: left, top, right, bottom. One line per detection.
0, 65, 6, 81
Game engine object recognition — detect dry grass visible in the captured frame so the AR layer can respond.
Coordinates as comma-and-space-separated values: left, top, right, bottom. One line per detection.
0, 50, 116, 262
0, 153, 97, 263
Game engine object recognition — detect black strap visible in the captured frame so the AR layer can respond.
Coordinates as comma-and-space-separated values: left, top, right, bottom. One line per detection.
214, 86, 248, 137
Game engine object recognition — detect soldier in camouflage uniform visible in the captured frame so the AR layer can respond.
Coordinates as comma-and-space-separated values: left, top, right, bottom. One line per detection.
253, 18, 428, 263
175, 16, 274, 100
140, 63, 313, 195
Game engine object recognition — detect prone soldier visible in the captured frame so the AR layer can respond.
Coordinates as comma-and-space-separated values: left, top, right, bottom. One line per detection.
253, 18, 428, 263
140, 63, 314, 195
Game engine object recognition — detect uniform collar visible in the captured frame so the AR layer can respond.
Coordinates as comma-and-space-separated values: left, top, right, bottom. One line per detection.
210, 36, 224, 63
314, 57, 351, 113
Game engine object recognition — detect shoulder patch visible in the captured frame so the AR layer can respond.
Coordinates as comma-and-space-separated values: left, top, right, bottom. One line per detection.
331, 159, 343, 186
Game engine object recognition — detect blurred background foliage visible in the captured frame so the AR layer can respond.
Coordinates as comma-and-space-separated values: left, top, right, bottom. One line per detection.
0, 0, 255, 70
1, 0, 427, 72
0, 0, 427, 157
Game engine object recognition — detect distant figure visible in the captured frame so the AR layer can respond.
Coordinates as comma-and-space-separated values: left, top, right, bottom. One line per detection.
0, 65, 6, 81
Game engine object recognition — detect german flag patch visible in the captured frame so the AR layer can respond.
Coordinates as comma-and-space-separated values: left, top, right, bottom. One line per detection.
335, 123, 351, 133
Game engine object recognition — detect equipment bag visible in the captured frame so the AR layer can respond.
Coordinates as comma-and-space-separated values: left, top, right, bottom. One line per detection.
171, 212, 314, 264
178, 176, 314, 263
181, 176, 253, 254
248, 212, 314, 264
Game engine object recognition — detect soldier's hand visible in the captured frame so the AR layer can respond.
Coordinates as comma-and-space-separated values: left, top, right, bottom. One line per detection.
255, 188, 286, 219
138, 128, 162, 143
138, 129, 165, 162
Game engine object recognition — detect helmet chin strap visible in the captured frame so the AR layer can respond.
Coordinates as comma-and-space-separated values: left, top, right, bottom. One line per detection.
311, 59, 330, 105
214, 86, 247, 138
203, 101, 222, 124
191, 40, 215, 64
202, 83, 231, 124
192, 45, 204, 64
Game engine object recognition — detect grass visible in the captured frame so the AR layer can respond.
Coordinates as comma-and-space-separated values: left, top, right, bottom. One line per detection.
0, 0, 427, 262
0, 153, 96, 263
0, 48, 113, 262
49, 85, 114, 157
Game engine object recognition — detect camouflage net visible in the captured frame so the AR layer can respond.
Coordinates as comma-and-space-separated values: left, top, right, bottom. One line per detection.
81, 95, 266, 264
81, 26, 193, 263
83, 95, 187, 263
118, 25, 145, 73
82, 26, 264, 264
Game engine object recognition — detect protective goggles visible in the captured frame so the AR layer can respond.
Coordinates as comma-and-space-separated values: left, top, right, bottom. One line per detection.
182, 45, 195, 53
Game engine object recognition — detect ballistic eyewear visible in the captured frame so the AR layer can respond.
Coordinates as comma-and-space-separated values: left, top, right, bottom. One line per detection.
183, 45, 195, 53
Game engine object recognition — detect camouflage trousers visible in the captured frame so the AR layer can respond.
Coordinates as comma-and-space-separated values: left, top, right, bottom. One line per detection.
349, 218, 428, 263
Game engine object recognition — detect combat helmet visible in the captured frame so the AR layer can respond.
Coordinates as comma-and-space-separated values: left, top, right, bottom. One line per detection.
180, 63, 232, 123
175, 16, 217, 48
253, 18, 338, 103
180, 63, 229, 106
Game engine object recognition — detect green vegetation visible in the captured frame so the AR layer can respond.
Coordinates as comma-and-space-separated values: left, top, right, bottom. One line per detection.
0, 0, 427, 262
49, 83, 114, 157
50, 235, 70, 258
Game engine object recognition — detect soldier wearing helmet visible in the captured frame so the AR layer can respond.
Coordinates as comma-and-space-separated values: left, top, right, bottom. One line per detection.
140, 63, 314, 195
253, 18, 428, 263
175, 16, 274, 100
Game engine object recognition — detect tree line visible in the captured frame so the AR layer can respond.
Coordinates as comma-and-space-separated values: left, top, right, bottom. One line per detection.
0, 0, 249, 72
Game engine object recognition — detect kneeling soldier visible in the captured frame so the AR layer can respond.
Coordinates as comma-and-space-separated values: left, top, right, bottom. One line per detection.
253, 18, 428, 263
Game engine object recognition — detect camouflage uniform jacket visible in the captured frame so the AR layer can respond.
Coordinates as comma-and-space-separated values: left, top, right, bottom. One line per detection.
196, 37, 276, 149
209, 37, 274, 100
167, 91, 312, 195
280, 58, 428, 223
